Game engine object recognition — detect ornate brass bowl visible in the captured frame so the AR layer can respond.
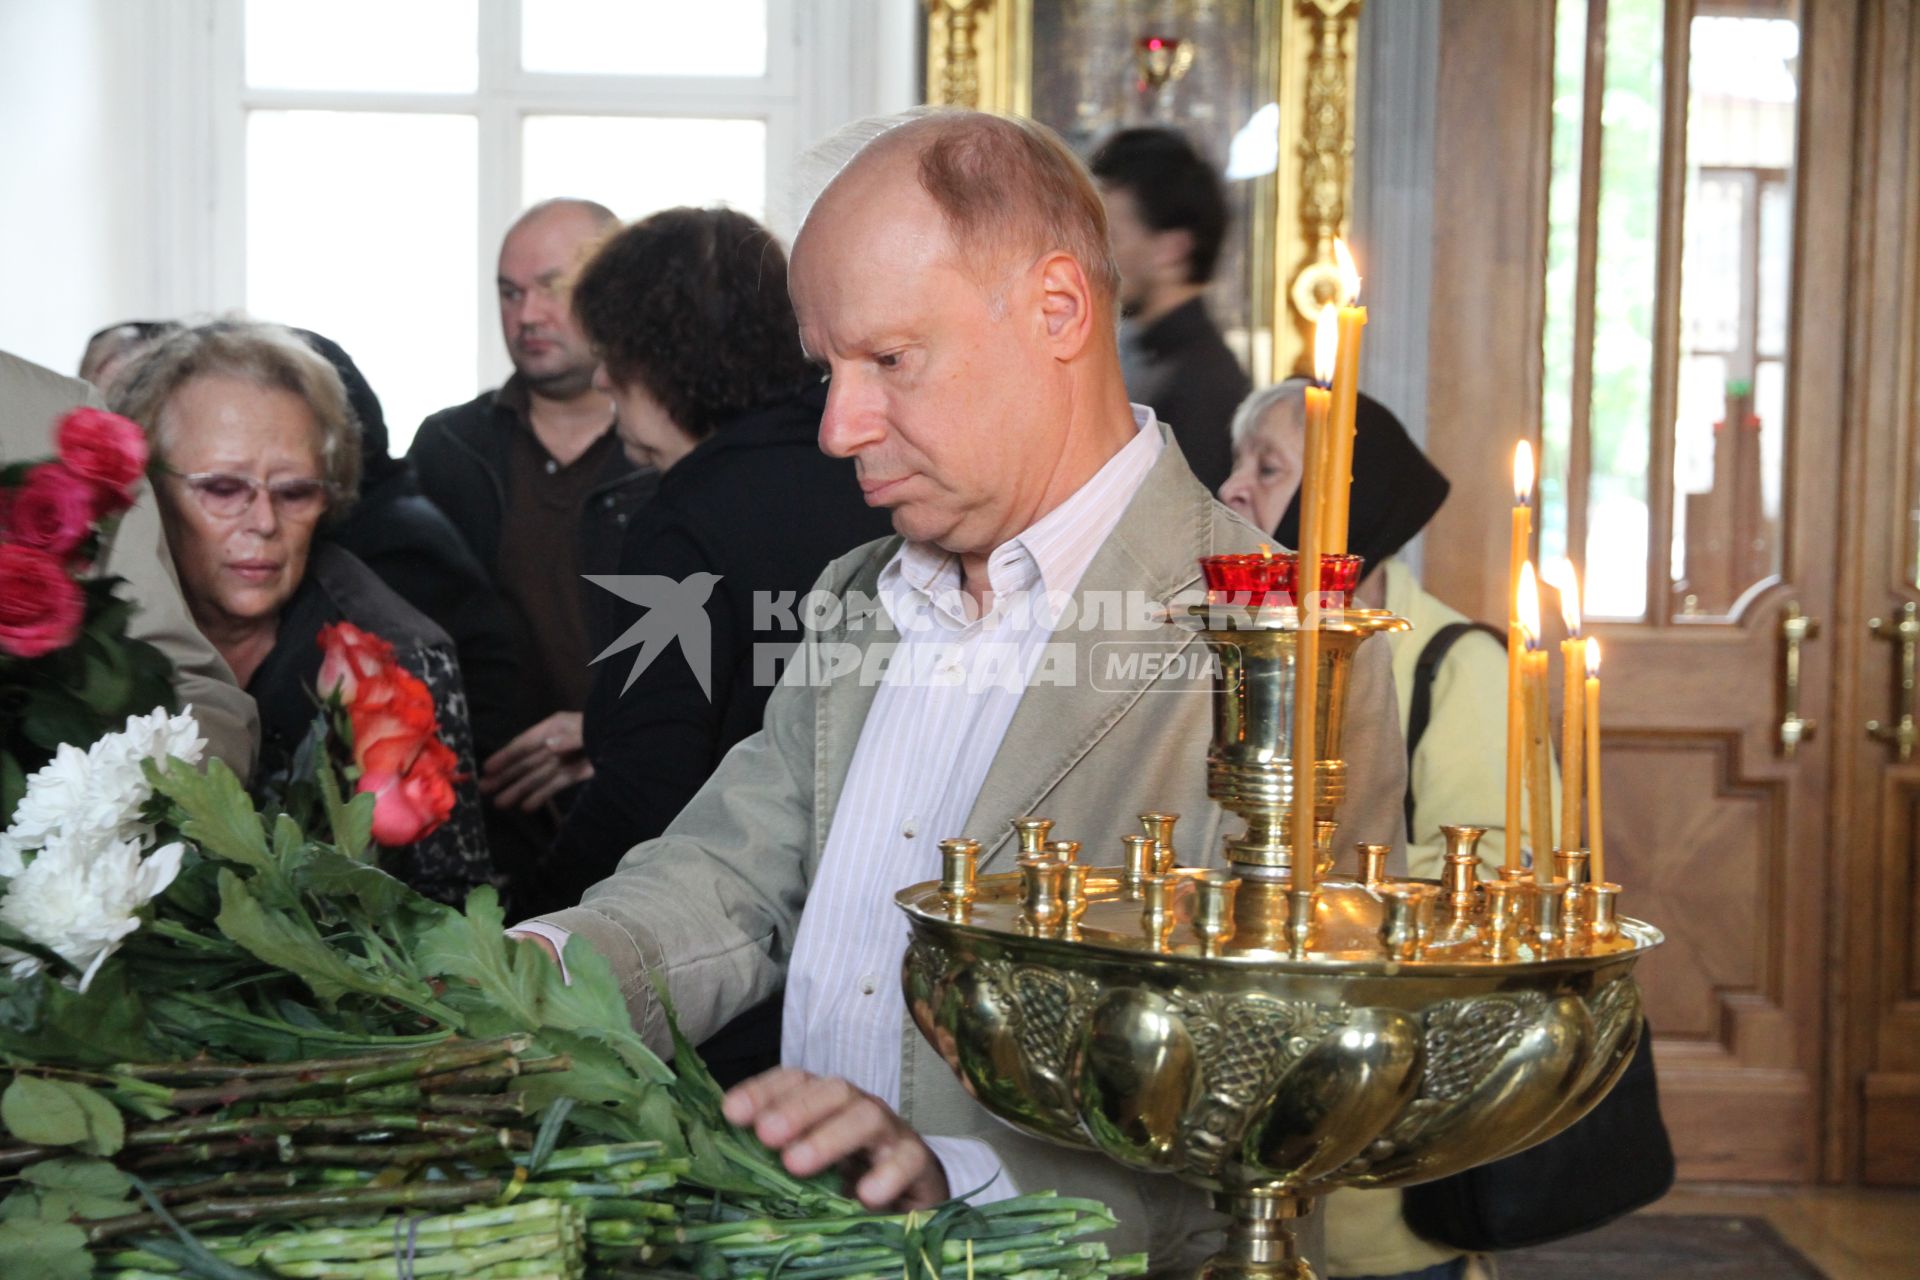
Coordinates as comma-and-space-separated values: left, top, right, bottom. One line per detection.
899, 869, 1661, 1279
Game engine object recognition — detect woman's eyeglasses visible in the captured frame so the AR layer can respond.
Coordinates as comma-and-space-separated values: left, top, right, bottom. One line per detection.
170, 470, 332, 520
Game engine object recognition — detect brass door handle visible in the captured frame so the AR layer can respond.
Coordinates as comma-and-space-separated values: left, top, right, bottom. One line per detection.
1868, 601, 1920, 761
1779, 602, 1818, 758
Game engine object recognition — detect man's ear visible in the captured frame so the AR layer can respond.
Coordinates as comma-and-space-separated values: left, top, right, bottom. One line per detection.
1034, 251, 1097, 360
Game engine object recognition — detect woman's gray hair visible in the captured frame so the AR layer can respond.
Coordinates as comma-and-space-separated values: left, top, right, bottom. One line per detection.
111, 318, 362, 511
1229, 376, 1312, 447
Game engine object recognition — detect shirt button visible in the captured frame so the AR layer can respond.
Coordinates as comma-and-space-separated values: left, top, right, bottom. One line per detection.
544, 459, 559, 475
901, 817, 919, 839
858, 976, 877, 996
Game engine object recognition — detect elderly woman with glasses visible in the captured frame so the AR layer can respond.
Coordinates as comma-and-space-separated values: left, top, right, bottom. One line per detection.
113, 320, 491, 904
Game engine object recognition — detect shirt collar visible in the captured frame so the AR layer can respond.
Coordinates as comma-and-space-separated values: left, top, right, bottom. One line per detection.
879, 405, 1165, 628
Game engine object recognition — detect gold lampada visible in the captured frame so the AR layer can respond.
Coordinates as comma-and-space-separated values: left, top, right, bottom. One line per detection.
898, 595, 1661, 1280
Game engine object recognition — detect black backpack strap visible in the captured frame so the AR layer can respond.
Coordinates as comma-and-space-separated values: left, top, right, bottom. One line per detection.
1405, 621, 1508, 836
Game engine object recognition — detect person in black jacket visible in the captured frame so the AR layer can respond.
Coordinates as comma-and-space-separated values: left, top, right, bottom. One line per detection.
409, 199, 658, 850
547, 206, 894, 1080
1090, 127, 1249, 493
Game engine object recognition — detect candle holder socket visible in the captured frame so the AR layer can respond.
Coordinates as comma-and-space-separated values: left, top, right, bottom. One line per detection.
938, 838, 979, 918
1019, 857, 1064, 932
1357, 843, 1392, 889
1590, 882, 1622, 941
1011, 817, 1054, 859
1120, 835, 1156, 894
1139, 812, 1180, 873
1046, 839, 1082, 866
1194, 870, 1241, 947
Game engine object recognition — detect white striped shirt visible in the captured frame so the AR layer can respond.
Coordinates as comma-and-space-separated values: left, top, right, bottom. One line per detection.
782, 408, 1164, 1197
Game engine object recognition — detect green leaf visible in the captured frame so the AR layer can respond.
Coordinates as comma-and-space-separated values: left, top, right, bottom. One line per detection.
1, 1076, 88, 1147
212, 870, 360, 1006
213, 870, 441, 1017
20, 1157, 134, 1219
62, 1078, 125, 1156
295, 848, 417, 921
150, 758, 272, 875
414, 887, 670, 1083
0, 1218, 88, 1280
24, 1156, 133, 1199
317, 756, 373, 862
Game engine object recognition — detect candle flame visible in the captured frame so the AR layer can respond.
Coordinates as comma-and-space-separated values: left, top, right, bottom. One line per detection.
1313, 307, 1338, 385
1513, 440, 1535, 506
1587, 636, 1601, 678
1334, 237, 1362, 305
1517, 561, 1542, 645
1259, 543, 1272, 558
1545, 558, 1582, 637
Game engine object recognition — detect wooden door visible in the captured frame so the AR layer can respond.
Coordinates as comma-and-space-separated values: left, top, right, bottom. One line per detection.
1427, 0, 1858, 1182
1836, 0, 1920, 1188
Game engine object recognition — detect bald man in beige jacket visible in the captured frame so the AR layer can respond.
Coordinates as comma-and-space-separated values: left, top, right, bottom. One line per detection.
1, 348, 257, 777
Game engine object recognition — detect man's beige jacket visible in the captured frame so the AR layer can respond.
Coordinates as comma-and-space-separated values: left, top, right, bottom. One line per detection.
0, 349, 258, 778
539, 426, 1408, 1265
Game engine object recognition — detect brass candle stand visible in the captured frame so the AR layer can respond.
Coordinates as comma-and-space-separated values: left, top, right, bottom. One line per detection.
898, 598, 1660, 1280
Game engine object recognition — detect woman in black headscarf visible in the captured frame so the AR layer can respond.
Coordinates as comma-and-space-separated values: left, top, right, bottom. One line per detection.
1220, 381, 1553, 1280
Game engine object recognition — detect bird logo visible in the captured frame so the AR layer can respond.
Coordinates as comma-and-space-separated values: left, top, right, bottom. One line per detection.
584, 573, 723, 699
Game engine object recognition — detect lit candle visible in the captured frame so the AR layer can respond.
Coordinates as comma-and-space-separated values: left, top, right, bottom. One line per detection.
1518, 562, 1553, 887
1322, 239, 1367, 554
1291, 310, 1339, 897
1585, 639, 1605, 884
1505, 443, 1534, 876
1545, 559, 1586, 856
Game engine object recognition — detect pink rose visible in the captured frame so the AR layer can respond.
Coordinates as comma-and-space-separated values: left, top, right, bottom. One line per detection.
0, 544, 84, 658
56, 407, 149, 514
316, 621, 397, 702
359, 766, 456, 846
9, 463, 100, 560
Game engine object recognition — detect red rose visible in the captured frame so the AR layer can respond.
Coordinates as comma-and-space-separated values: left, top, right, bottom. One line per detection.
360, 766, 456, 846
9, 463, 100, 560
0, 544, 84, 658
348, 668, 441, 777
317, 621, 397, 702
56, 408, 149, 514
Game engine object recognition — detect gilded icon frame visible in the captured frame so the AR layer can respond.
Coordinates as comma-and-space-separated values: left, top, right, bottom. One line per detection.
922, 0, 1363, 382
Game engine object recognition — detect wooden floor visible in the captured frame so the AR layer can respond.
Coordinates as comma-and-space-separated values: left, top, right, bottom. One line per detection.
1640, 1184, 1920, 1279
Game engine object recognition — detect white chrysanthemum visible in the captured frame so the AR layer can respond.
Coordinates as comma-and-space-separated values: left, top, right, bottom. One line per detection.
0, 834, 184, 991
0, 707, 204, 871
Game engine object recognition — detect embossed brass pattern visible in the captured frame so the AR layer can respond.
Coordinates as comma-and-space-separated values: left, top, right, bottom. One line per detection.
1867, 601, 1919, 761
900, 873, 1656, 1203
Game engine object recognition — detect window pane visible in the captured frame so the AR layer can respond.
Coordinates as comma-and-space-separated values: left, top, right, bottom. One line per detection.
1539, 0, 1593, 570
247, 112, 478, 455
521, 0, 767, 77
522, 116, 767, 222
1583, 0, 1665, 621
1668, 10, 1798, 619
245, 0, 477, 92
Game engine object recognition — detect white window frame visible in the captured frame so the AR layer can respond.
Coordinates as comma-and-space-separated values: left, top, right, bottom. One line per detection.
141, 0, 912, 393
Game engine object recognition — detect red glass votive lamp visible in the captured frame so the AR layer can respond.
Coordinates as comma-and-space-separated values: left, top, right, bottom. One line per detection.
1199, 553, 1364, 607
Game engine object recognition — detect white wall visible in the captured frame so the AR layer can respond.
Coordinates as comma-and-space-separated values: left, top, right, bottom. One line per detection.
0, 0, 919, 388
0, 0, 152, 375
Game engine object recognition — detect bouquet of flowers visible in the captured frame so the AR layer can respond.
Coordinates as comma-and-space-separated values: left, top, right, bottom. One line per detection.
0, 408, 174, 823
0, 708, 1144, 1280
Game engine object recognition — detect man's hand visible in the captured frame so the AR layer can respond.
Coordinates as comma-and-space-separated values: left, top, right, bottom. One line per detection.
480, 711, 593, 811
722, 1069, 949, 1212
